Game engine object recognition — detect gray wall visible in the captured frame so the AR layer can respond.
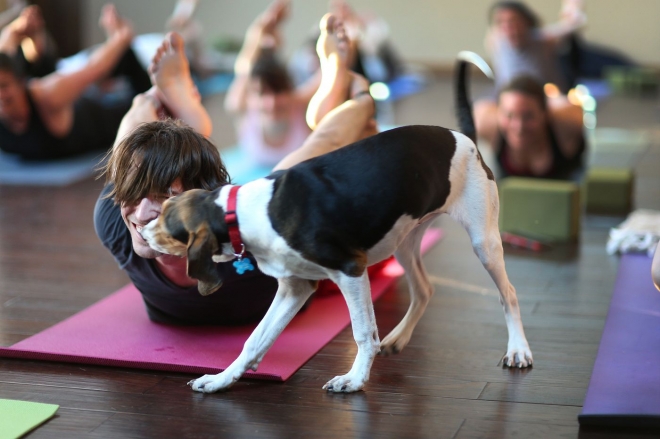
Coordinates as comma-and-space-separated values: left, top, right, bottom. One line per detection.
81, 0, 660, 67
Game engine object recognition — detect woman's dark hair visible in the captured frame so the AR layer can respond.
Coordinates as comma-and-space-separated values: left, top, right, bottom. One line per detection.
498, 75, 548, 109
250, 48, 293, 94
489, 1, 541, 29
101, 119, 230, 205
0, 52, 24, 79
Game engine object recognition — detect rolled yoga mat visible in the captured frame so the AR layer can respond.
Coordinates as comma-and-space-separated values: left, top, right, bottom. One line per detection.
579, 253, 660, 428
0, 229, 442, 381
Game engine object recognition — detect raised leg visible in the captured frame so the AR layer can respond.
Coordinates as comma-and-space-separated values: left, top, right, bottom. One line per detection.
323, 271, 380, 392
149, 32, 212, 137
380, 222, 435, 355
189, 277, 315, 392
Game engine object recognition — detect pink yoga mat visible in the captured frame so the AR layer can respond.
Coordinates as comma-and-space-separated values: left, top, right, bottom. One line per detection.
0, 229, 442, 381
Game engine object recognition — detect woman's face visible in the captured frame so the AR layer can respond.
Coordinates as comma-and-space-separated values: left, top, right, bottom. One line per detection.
0, 70, 26, 119
497, 91, 547, 150
247, 78, 294, 120
493, 8, 530, 48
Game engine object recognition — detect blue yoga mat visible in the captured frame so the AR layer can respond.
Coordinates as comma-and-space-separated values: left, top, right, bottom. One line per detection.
0, 151, 103, 186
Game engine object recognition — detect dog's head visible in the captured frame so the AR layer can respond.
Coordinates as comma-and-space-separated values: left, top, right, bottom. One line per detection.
141, 188, 234, 296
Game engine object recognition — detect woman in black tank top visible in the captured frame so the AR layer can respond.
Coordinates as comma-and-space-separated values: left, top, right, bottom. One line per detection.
476, 75, 585, 180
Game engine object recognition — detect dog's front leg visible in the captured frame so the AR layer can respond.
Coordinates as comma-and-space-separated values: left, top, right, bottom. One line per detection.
323, 272, 380, 393
189, 277, 315, 393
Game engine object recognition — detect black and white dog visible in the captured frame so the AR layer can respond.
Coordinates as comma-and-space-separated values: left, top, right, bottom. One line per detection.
142, 52, 533, 393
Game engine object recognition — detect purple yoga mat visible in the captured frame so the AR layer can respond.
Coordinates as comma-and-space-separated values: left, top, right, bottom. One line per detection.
579, 253, 660, 428
0, 229, 442, 381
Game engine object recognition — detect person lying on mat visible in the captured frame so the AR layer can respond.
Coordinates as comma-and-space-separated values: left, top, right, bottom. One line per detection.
474, 74, 585, 180
0, 4, 152, 161
224, 0, 324, 169
0, 4, 58, 79
95, 15, 377, 325
483, 0, 586, 94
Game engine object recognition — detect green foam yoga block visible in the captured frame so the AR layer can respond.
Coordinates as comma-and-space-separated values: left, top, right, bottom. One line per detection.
499, 177, 580, 243
583, 167, 634, 214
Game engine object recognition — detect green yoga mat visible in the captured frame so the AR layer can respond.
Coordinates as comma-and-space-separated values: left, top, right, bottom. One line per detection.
0, 399, 59, 439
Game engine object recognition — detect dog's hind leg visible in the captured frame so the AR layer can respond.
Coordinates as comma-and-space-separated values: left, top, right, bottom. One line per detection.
380, 221, 434, 356
452, 180, 533, 368
189, 277, 316, 393
324, 271, 380, 392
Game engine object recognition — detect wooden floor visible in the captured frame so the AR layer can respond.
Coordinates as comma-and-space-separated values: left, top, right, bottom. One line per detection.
1, 78, 659, 438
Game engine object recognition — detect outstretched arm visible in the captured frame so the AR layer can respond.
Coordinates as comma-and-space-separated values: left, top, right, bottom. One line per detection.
30, 4, 133, 112
224, 0, 289, 115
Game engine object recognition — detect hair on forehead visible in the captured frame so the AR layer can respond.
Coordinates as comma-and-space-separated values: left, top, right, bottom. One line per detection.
489, 1, 541, 28
250, 48, 293, 94
100, 119, 230, 205
498, 75, 547, 110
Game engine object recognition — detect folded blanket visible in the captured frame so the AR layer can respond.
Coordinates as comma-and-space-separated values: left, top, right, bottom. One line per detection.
606, 209, 660, 256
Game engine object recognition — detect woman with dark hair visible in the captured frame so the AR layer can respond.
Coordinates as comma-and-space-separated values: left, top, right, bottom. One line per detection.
0, 4, 152, 161
224, 0, 321, 168
486, 0, 586, 93
475, 74, 584, 180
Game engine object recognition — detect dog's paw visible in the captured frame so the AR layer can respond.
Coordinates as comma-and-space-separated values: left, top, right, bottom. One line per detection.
322, 374, 365, 393
188, 373, 234, 393
379, 333, 409, 356
501, 344, 533, 368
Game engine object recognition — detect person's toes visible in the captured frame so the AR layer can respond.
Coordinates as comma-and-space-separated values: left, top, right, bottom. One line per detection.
166, 32, 185, 52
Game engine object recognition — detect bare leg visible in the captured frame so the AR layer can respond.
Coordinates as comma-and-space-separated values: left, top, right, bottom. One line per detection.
273, 74, 373, 170
653, 240, 660, 291
149, 32, 212, 137
273, 14, 376, 171
305, 13, 351, 130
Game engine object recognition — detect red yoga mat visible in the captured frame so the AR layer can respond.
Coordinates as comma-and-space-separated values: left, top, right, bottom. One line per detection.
0, 229, 442, 381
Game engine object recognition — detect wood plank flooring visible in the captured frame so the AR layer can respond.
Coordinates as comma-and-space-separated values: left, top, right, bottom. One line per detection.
1, 78, 659, 438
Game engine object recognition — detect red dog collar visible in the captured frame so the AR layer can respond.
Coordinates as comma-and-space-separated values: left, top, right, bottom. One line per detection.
224, 185, 245, 258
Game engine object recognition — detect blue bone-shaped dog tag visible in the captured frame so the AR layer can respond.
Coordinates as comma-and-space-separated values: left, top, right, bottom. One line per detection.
233, 258, 255, 275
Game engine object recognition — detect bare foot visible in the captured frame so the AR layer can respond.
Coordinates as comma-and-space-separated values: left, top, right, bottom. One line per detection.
149, 32, 212, 136
306, 13, 352, 129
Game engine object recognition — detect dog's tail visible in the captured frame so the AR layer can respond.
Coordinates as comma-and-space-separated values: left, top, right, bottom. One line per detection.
454, 51, 493, 144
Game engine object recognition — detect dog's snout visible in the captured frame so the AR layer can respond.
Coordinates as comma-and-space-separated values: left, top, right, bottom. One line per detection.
140, 219, 158, 242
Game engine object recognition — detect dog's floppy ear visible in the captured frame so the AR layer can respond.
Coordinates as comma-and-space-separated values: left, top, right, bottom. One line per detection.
186, 225, 223, 296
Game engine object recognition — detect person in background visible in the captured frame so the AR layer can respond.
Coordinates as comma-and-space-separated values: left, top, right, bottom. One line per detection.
484, 0, 586, 94
475, 74, 584, 180
224, 0, 321, 168
0, 4, 58, 78
0, 4, 152, 161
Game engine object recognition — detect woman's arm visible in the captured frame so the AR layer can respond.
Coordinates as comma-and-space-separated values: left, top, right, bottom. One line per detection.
549, 97, 584, 159
30, 5, 133, 112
